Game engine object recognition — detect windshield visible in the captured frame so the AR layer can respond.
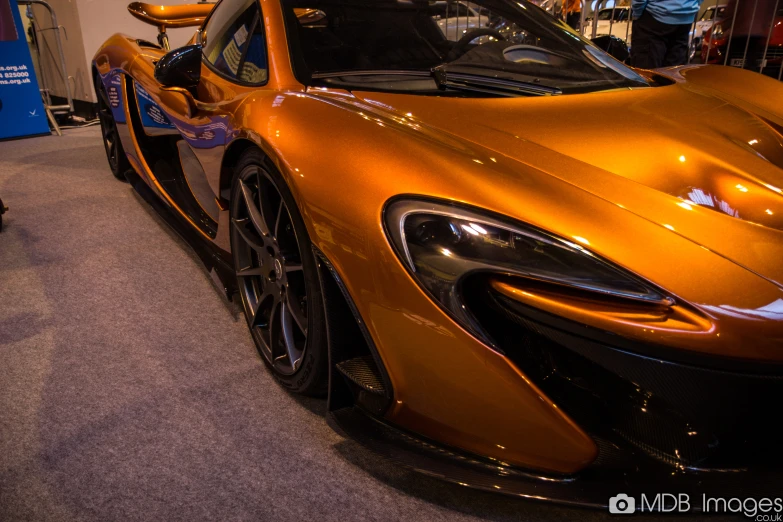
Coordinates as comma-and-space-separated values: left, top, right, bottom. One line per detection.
699, 6, 726, 20
282, 0, 649, 96
597, 8, 628, 21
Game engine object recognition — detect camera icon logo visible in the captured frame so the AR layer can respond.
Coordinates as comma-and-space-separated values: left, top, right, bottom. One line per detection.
609, 493, 636, 514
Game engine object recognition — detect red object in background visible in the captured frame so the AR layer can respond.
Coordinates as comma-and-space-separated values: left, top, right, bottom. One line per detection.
701, 6, 783, 66
0, 0, 20, 41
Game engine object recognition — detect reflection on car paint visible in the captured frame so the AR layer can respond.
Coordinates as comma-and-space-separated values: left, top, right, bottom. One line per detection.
686, 187, 740, 218
134, 82, 178, 135
702, 298, 783, 320
104, 71, 125, 123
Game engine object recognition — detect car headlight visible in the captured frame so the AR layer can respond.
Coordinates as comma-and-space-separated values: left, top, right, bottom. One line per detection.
384, 198, 674, 348
712, 23, 724, 40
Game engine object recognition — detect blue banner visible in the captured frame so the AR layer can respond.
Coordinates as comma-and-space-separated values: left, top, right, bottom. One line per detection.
0, 0, 49, 139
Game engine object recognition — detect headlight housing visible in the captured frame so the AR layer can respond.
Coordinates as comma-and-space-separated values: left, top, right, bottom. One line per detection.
383, 198, 674, 349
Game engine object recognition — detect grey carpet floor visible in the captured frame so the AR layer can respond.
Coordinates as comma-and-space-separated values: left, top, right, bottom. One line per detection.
0, 127, 728, 522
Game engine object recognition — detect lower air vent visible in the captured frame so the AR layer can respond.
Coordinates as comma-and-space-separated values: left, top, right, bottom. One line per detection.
336, 356, 386, 395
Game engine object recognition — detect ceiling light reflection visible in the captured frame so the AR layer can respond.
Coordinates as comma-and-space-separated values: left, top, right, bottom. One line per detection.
460, 224, 479, 236
470, 223, 487, 234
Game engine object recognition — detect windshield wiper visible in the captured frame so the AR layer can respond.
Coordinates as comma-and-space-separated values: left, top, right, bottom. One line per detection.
432, 66, 562, 97
311, 70, 431, 79
309, 69, 563, 97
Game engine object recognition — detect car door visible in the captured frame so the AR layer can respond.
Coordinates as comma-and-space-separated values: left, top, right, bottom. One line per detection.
149, 0, 269, 240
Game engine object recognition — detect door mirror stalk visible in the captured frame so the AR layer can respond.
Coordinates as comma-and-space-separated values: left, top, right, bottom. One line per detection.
160, 85, 198, 118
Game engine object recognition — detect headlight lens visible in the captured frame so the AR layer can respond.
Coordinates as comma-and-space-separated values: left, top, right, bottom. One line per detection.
384, 199, 673, 348
712, 23, 724, 40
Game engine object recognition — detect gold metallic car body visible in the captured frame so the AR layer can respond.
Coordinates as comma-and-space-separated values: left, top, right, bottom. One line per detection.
127, 2, 214, 49
94, 0, 783, 477
126, 2, 214, 29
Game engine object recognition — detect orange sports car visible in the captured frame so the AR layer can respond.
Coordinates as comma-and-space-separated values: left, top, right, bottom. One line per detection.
93, 0, 783, 508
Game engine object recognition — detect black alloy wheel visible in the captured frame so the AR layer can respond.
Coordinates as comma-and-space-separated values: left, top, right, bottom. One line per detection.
230, 149, 327, 395
95, 74, 130, 180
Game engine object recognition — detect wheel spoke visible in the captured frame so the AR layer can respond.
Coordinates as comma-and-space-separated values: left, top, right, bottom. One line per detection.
286, 293, 308, 335
240, 180, 271, 237
252, 289, 282, 324
280, 302, 301, 369
232, 217, 266, 252
236, 266, 266, 277
284, 263, 303, 273
250, 291, 269, 328
268, 299, 283, 359
274, 199, 284, 237
98, 86, 111, 107
101, 116, 114, 138
99, 110, 113, 129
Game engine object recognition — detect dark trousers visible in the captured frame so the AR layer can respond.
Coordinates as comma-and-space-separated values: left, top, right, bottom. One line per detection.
630, 11, 691, 68
566, 12, 581, 31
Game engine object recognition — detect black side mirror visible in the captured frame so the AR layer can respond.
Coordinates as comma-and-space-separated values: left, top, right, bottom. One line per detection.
591, 35, 630, 63
154, 44, 202, 91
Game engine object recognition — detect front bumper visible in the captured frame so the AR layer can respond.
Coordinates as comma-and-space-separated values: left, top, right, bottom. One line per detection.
329, 406, 781, 510
331, 278, 783, 507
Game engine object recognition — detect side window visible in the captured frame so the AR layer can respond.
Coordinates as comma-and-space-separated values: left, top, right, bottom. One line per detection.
202, 0, 268, 84
238, 17, 268, 83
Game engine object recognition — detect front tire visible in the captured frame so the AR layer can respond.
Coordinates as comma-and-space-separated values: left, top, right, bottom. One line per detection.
229, 149, 328, 395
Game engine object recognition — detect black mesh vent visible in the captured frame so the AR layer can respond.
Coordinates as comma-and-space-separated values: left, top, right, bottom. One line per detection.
336, 356, 386, 396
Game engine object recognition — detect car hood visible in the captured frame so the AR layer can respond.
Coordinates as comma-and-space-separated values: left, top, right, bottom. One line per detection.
349, 67, 783, 289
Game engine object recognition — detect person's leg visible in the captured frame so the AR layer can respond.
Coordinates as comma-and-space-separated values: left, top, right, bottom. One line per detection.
662, 23, 691, 66
631, 12, 668, 68
567, 12, 581, 30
